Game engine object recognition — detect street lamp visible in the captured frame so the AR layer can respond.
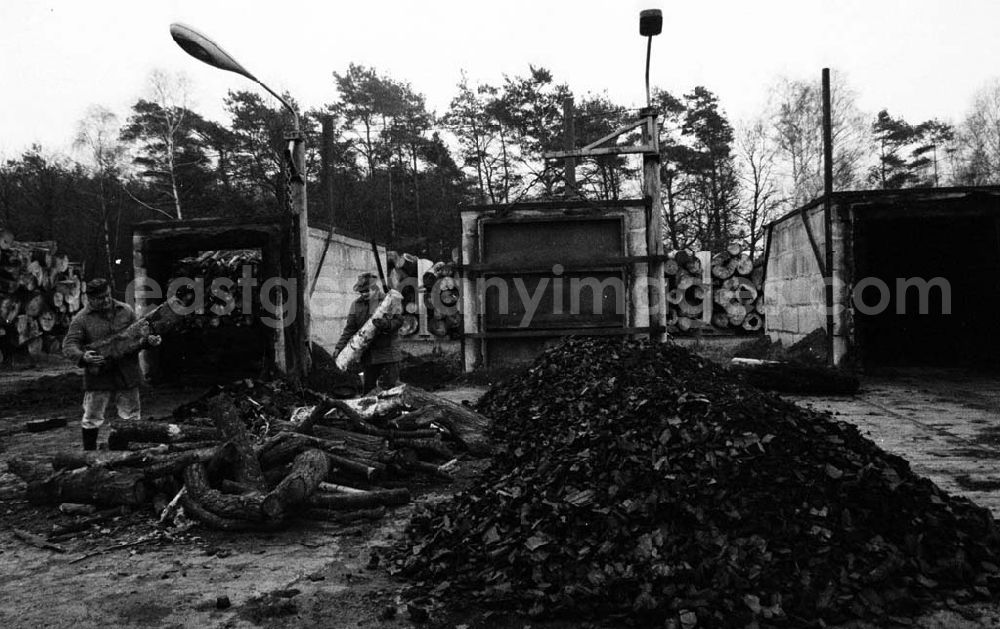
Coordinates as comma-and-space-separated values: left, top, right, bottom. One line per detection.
639, 9, 662, 107
169, 22, 311, 379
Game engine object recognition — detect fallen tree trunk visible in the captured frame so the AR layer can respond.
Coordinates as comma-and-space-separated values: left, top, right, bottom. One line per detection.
261, 449, 329, 519
394, 385, 492, 456
181, 462, 268, 522
23, 465, 149, 507
107, 420, 219, 450
257, 432, 351, 469
292, 400, 333, 436
390, 406, 448, 430
313, 425, 384, 454
209, 396, 266, 491
325, 453, 384, 481
51, 447, 216, 478
388, 437, 454, 461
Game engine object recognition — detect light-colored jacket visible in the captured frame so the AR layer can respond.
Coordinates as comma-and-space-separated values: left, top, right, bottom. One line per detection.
63, 300, 143, 390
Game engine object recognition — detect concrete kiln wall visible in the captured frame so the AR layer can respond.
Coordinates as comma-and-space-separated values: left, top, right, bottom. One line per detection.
307, 227, 386, 351
762, 204, 850, 363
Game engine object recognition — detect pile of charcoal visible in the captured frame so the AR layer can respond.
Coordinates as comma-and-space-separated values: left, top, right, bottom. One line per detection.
395, 338, 1000, 627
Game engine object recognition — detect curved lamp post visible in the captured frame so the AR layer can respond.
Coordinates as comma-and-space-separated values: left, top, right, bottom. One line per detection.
169, 22, 311, 379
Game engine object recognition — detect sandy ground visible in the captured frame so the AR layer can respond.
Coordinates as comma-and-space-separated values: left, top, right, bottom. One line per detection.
1, 365, 1000, 628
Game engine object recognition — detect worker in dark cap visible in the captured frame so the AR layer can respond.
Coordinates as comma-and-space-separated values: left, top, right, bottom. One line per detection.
333, 272, 403, 393
63, 278, 161, 450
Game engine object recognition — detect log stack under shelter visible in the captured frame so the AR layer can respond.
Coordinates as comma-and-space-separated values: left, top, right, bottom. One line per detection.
665, 244, 765, 335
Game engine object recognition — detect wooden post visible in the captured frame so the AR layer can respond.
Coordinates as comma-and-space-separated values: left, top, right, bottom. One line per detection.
563, 97, 576, 197
641, 107, 666, 341
287, 132, 311, 379
822, 69, 835, 366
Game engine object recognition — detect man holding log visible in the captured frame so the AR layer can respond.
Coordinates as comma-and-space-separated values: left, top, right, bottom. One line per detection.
63, 279, 161, 451
334, 272, 403, 394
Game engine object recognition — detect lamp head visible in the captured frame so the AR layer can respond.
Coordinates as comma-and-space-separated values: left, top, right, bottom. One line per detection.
639, 9, 663, 37
169, 23, 257, 82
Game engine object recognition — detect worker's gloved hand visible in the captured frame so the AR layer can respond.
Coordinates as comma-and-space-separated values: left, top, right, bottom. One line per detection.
82, 350, 105, 365
146, 334, 162, 347
372, 317, 390, 332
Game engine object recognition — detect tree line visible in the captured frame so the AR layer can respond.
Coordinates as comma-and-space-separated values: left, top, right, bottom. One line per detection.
3, 65, 1000, 292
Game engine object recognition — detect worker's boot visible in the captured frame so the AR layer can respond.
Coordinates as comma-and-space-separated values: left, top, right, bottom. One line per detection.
82, 428, 99, 451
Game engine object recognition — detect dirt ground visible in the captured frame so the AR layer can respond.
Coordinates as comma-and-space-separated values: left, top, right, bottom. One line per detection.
2, 363, 1000, 628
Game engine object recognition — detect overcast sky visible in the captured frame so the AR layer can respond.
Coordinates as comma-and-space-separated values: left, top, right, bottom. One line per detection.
2, 0, 999, 158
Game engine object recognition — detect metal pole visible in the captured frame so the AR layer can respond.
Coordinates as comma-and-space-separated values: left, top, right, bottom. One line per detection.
822, 68, 835, 366
645, 36, 653, 106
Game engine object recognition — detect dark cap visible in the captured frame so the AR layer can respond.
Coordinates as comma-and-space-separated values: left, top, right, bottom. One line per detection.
353, 272, 379, 292
85, 278, 110, 296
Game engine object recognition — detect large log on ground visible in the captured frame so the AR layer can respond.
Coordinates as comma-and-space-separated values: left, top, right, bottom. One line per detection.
389, 437, 454, 461
51, 448, 215, 479
256, 432, 350, 469
209, 396, 266, 491
181, 462, 267, 522
390, 406, 448, 430
107, 420, 219, 450
307, 487, 410, 510
374, 384, 492, 456
261, 449, 329, 519
335, 290, 403, 371
292, 400, 333, 436
25, 466, 148, 507
313, 425, 384, 454
86, 296, 187, 361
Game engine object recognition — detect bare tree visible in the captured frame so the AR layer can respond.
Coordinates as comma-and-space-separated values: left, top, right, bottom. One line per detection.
736, 117, 783, 259
955, 79, 1000, 185
74, 105, 128, 288
768, 72, 872, 207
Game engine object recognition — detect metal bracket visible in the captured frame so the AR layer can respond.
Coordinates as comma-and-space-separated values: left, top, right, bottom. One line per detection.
543, 112, 659, 160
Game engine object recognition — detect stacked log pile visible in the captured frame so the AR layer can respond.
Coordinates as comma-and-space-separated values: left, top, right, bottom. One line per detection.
395, 338, 1000, 627
666, 244, 765, 335
8, 380, 492, 532
0, 229, 84, 363
387, 251, 462, 338
168, 249, 261, 331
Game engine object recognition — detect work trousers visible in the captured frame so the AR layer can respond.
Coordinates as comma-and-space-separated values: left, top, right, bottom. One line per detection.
82, 388, 141, 429
362, 362, 400, 394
